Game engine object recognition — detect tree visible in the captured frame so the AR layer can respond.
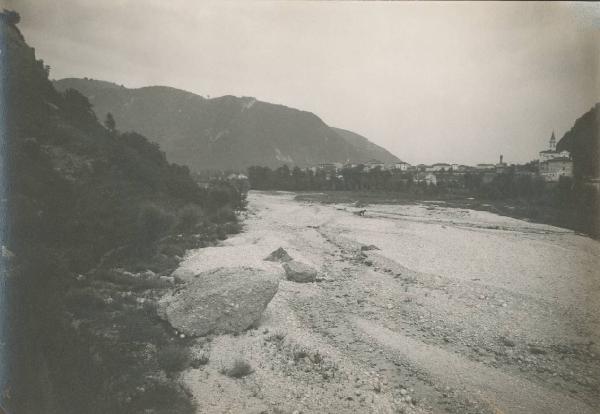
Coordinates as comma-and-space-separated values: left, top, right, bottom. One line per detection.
1, 9, 21, 25
104, 112, 116, 132
62, 88, 96, 125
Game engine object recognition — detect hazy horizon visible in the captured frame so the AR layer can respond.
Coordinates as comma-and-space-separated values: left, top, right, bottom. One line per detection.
5, 1, 599, 165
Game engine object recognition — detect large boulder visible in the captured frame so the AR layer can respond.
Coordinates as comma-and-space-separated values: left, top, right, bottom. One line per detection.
264, 247, 292, 263
282, 260, 318, 283
158, 267, 279, 336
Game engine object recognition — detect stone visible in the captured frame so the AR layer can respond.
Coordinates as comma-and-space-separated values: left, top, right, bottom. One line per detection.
282, 260, 318, 283
159, 275, 176, 284
360, 244, 380, 251
158, 267, 279, 336
500, 336, 516, 347
264, 247, 292, 263
528, 345, 547, 355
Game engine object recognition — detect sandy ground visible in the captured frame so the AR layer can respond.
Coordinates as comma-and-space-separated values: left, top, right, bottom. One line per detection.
175, 191, 600, 414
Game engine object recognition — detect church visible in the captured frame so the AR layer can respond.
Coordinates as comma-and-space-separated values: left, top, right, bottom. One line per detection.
538, 132, 573, 182
539, 131, 570, 162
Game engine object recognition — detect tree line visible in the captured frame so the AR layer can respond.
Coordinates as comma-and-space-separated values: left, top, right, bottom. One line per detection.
247, 164, 550, 199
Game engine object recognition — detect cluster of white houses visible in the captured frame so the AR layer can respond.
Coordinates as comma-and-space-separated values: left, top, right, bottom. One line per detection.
307, 132, 573, 185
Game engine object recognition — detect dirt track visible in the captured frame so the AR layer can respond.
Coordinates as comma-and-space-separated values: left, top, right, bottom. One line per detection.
175, 191, 600, 414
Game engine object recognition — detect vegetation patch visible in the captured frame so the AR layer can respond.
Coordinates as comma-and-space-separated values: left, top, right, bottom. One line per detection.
220, 358, 254, 378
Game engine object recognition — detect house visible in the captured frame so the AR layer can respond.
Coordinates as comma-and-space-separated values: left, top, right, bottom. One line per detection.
227, 173, 248, 180
476, 163, 495, 171
495, 155, 508, 173
451, 164, 470, 172
317, 163, 338, 173
392, 162, 410, 171
414, 172, 437, 186
364, 159, 385, 171
426, 163, 452, 172
540, 157, 573, 182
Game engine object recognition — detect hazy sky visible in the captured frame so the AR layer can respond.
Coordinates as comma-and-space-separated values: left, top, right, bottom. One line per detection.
5, 1, 600, 165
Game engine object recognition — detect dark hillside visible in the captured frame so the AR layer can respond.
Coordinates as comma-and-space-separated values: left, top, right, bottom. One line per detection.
1, 13, 242, 414
557, 103, 600, 179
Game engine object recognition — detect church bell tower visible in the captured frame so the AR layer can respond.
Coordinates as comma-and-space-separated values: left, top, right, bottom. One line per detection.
549, 131, 556, 151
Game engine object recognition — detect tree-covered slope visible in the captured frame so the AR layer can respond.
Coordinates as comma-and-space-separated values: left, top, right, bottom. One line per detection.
1, 13, 241, 414
54, 78, 402, 170
557, 103, 600, 179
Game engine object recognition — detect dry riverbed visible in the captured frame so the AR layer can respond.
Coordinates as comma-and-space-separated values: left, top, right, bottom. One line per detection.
173, 191, 600, 414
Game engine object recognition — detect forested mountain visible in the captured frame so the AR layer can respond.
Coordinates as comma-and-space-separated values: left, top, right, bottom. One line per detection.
54, 78, 401, 170
557, 103, 600, 179
2, 13, 240, 414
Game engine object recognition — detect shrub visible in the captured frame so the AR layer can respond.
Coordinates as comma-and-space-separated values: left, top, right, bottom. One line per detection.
190, 354, 209, 369
176, 204, 204, 233
127, 380, 195, 414
157, 344, 191, 373
212, 205, 237, 224
64, 288, 106, 313
224, 222, 243, 235
220, 358, 253, 378
135, 204, 175, 254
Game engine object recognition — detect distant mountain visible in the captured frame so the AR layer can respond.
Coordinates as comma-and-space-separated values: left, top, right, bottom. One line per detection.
557, 103, 600, 179
330, 127, 400, 164
53, 78, 401, 171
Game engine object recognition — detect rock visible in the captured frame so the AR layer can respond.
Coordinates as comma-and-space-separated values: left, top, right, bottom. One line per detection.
528, 345, 547, 355
282, 260, 318, 283
158, 267, 279, 336
143, 269, 157, 278
360, 244, 380, 251
500, 336, 516, 347
159, 275, 176, 284
264, 247, 292, 263
364, 260, 373, 266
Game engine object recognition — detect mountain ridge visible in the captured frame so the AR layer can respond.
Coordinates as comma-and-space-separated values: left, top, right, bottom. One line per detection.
53, 78, 401, 171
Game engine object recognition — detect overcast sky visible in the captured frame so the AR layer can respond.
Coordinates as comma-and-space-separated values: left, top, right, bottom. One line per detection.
5, 1, 600, 165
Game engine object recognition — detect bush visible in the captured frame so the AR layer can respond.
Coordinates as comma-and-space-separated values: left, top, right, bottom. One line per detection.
64, 288, 106, 313
157, 344, 191, 373
190, 354, 209, 368
136, 204, 175, 254
211, 205, 237, 224
223, 222, 243, 235
220, 358, 253, 378
176, 204, 204, 233
127, 380, 195, 414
